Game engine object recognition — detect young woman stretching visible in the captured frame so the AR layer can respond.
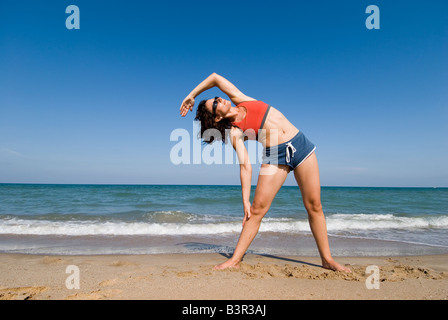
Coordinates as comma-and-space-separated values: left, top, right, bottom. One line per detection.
180, 73, 350, 272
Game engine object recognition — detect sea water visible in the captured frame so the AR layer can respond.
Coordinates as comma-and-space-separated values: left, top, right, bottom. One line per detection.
0, 184, 447, 256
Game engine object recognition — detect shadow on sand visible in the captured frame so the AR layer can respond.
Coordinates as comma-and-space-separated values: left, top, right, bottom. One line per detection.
176, 241, 322, 268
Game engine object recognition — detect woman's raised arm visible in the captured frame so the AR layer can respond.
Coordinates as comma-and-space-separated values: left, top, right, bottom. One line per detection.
180, 73, 255, 117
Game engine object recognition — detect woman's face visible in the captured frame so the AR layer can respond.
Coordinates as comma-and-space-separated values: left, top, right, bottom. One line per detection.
206, 97, 231, 120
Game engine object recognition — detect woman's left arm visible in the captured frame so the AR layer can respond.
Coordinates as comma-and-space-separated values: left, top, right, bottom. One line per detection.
180, 73, 255, 117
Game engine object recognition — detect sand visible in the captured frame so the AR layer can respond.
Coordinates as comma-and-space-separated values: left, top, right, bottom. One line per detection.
0, 253, 447, 300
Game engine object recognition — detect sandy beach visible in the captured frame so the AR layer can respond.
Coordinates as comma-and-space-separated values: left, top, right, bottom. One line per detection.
0, 253, 447, 300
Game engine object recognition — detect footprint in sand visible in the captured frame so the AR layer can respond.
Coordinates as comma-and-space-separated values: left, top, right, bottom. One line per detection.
41, 256, 67, 265
0, 286, 48, 300
110, 260, 138, 267
65, 289, 122, 300
236, 262, 444, 282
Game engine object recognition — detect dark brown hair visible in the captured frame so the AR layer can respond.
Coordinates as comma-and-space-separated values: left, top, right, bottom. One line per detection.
195, 99, 233, 144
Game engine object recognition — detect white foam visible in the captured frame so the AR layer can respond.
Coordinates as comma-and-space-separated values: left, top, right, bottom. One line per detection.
0, 218, 241, 236
326, 214, 448, 231
0, 214, 447, 236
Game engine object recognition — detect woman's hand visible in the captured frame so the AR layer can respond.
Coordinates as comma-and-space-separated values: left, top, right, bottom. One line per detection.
180, 95, 195, 117
242, 200, 251, 227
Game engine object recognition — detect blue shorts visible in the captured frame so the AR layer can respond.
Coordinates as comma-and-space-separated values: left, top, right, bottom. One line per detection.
262, 131, 316, 170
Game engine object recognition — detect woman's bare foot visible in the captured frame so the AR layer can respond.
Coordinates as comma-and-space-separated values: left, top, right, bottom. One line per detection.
213, 259, 241, 270
322, 259, 351, 273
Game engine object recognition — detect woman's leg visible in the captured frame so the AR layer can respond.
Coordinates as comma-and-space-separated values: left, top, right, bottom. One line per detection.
214, 164, 290, 270
293, 152, 351, 272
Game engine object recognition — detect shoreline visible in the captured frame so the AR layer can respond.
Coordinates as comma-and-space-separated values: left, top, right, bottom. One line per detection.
1, 233, 447, 257
1, 252, 447, 300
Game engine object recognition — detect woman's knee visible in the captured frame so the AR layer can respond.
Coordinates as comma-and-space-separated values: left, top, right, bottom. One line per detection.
250, 200, 269, 218
304, 197, 323, 215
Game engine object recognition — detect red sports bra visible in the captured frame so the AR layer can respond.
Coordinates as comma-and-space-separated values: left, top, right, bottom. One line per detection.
231, 101, 271, 140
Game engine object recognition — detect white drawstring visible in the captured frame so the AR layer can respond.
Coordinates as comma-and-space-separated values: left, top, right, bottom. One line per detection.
285, 142, 296, 163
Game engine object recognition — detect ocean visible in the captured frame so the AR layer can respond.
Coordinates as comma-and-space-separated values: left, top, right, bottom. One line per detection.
0, 184, 447, 256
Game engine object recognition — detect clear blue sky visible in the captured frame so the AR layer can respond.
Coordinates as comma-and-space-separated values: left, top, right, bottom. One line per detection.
1, 0, 447, 187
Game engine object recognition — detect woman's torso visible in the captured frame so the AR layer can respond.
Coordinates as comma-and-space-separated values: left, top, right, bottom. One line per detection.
232, 101, 299, 148
258, 106, 299, 147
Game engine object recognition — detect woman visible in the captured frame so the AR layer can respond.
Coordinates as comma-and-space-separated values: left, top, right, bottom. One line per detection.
180, 73, 350, 272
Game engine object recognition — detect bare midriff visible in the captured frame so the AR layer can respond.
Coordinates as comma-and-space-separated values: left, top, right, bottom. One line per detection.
257, 106, 299, 148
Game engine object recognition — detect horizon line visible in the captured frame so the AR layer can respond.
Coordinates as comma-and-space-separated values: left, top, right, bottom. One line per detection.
0, 182, 446, 189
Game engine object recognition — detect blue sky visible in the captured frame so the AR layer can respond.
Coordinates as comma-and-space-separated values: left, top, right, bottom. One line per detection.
0, 0, 447, 187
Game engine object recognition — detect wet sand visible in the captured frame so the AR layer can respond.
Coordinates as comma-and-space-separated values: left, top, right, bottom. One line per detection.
0, 253, 447, 300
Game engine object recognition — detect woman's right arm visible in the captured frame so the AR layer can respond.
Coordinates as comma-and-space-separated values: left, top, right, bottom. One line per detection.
230, 128, 252, 226
180, 73, 255, 117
